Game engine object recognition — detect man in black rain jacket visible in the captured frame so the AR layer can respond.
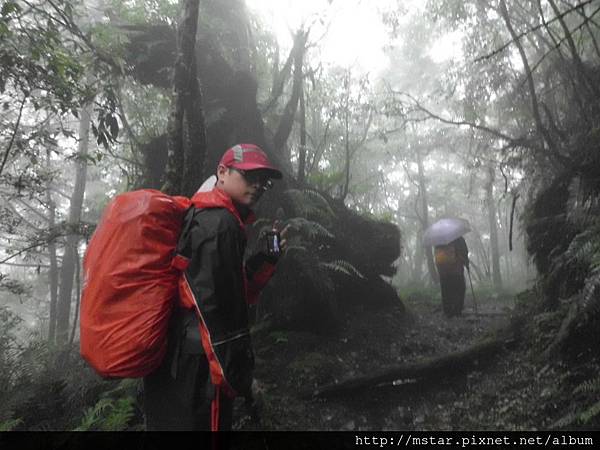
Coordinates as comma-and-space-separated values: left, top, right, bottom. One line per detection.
144, 144, 284, 431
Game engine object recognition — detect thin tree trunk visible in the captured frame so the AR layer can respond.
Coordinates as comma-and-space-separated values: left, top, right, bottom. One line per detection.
262, 40, 295, 115
535, 0, 588, 120
69, 247, 81, 347
413, 230, 424, 282
56, 104, 90, 345
486, 166, 502, 290
47, 148, 59, 343
417, 150, 438, 285
499, 0, 560, 160
307, 109, 335, 177
273, 30, 307, 154
546, 0, 599, 97
473, 229, 491, 278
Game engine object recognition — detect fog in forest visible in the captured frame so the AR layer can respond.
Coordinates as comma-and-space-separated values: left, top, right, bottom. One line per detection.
0, 0, 599, 434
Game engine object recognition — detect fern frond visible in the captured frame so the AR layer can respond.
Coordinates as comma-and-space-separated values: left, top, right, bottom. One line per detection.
574, 377, 600, 394
320, 259, 365, 279
74, 395, 136, 432
284, 189, 336, 224
286, 217, 334, 241
580, 266, 600, 318
101, 397, 135, 431
0, 418, 22, 431
552, 411, 577, 429
578, 400, 600, 425
301, 189, 336, 216
567, 240, 595, 266
549, 231, 597, 280
75, 398, 114, 431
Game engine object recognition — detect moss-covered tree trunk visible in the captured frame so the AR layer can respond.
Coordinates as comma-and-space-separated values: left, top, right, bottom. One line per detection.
163, 0, 208, 196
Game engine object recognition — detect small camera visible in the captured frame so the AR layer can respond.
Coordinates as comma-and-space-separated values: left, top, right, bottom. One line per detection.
265, 230, 281, 256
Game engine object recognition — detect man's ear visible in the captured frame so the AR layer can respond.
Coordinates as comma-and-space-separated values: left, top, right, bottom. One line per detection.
217, 164, 228, 179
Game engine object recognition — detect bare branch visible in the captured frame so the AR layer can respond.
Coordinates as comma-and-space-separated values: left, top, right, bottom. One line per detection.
0, 96, 27, 177
394, 91, 524, 145
475, 0, 594, 62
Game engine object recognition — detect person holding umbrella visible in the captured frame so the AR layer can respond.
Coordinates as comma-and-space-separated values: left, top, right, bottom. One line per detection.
423, 218, 472, 317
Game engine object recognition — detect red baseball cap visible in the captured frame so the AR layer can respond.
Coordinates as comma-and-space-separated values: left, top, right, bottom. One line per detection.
219, 143, 282, 179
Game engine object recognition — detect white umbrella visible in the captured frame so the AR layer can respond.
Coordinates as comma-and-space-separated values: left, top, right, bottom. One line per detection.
423, 218, 471, 247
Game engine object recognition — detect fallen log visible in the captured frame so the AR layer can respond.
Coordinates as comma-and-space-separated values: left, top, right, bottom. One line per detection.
311, 330, 516, 398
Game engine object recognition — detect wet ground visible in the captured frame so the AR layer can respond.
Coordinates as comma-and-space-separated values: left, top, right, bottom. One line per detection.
232, 294, 556, 431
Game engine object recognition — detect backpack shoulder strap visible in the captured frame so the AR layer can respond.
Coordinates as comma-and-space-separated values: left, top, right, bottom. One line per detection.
175, 206, 203, 259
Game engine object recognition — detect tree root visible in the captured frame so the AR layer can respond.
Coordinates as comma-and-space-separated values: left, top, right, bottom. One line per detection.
310, 329, 516, 399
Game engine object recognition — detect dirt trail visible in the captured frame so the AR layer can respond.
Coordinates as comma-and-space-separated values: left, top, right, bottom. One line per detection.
233, 295, 545, 431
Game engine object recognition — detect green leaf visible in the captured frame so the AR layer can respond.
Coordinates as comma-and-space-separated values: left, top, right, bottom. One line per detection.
0, 21, 10, 37
0, 418, 23, 431
1, 1, 21, 17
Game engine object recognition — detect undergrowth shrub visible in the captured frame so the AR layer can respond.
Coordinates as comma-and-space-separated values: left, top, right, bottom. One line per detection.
0, 307, 141, 430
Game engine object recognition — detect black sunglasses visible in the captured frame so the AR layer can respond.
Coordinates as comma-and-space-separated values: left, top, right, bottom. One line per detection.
230, 168, 274, 191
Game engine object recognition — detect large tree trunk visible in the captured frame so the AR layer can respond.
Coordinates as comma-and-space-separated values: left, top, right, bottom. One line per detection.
486, 166, 502, 290
116, 13, 406, 332
297, 86, 307, 184
273, 30, 307, 158
341, 71, 351, 201
56, 105, 90, 345
46, 148, 59, 343
163, 0, 208, 196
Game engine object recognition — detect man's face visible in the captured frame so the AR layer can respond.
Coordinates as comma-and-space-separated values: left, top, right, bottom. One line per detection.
217, 165, 273, 206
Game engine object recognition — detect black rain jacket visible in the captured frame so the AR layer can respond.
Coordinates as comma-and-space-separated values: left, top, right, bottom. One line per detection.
175, 188, 276, 398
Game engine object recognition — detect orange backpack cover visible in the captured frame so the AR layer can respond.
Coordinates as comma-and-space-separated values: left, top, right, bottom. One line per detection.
80, 189, 192, 378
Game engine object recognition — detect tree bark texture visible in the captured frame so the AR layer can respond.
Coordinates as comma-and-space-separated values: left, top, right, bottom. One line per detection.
262, 40, 294, 115
417, 150, 438, 285
46, 149, 59, 343
273, 30, 307, 153
163, 0, 208, 196
341, 72, 351, 201
56, 104, 90, 345
486, 166, 503, 290
297, 86, 307, 183
412, 229, 424, 282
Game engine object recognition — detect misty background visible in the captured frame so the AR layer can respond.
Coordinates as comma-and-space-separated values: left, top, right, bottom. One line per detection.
0, 0, 599, 432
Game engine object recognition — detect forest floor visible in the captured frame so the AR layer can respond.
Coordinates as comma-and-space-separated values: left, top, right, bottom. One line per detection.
234, 290, 596, 431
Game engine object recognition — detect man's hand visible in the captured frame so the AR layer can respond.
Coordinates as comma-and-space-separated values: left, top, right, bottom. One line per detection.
277, 223, 290, 254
